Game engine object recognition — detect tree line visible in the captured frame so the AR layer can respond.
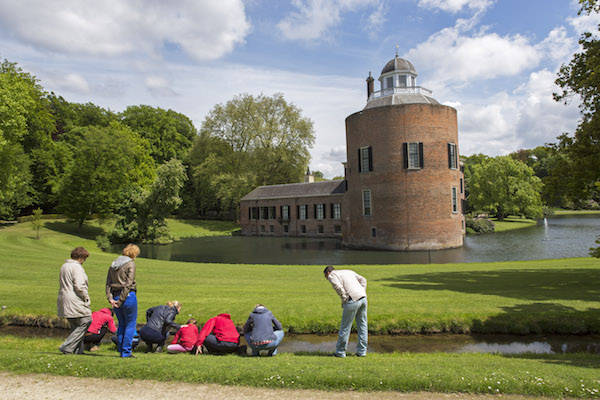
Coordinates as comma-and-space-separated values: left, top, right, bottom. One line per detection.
0, 61, 314, 242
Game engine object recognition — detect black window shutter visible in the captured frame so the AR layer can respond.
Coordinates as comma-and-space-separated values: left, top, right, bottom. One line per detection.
368, 146, 373, 171
403, 143, 408, 169
330, 203, 334, 218
323, 204, 327, 219
248, 207, 251, 219
357, 148, 362, 172
448, 143, 452, 169
296, 205, 300, 219
419, 142, 424, 169
280, 205, 283, 219
313, 204, 317, 218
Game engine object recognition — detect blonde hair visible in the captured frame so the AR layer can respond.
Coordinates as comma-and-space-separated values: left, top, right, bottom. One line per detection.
122, 244, 140, 259
167, 300, 181, 309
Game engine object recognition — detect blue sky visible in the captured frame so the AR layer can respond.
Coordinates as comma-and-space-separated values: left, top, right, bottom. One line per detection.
1, 0, 597, 177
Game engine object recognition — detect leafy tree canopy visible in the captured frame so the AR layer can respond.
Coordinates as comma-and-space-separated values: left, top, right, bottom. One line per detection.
468, 156, 543, 220
57, 122, 155, 227
121, 105, 196, 164
188, 93, 315, 218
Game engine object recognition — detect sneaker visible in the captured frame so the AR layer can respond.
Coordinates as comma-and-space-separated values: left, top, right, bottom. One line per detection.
332, 353, 346, 358
89, 345, 100, 352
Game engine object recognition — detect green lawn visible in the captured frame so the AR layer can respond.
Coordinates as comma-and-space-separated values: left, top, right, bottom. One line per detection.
491, 217, 537, 232
1, 219, 599, 335
554, 209, 600, 216
0, 335, 599, 398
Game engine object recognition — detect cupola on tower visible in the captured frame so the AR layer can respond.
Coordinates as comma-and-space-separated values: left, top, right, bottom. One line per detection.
342, 55, 465, 250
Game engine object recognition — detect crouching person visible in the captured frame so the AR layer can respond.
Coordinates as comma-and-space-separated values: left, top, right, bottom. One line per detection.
140, 301, 181, 353
84, 308, 116, 351
194, 313, 244, 355
243, 304, 284, 356
167, 318, 198, 354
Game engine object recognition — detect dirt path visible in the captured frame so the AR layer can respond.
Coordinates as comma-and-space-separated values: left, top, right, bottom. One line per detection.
0, 372, 550, 400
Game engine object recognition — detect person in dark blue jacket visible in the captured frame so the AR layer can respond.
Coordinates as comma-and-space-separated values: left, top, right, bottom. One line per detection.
140, 301, 181, 352
242, 304, 284, 356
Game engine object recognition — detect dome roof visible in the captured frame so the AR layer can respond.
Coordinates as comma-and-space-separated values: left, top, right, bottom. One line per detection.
381, 56, 417, 76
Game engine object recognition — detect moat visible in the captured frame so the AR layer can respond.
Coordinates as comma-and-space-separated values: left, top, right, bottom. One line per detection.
115, 215, 600, 265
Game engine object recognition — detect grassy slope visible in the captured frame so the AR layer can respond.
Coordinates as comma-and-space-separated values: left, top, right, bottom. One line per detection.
491, 217, 537, 232
1, 219, 600, 334
554, 209, 600, 216
0, 335, 599, 398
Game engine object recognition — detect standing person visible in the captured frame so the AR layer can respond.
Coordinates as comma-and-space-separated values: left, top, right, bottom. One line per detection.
106, 243, 139, 358
194, 313, 243, 355
323, 265, 368, 358
167, 318, 198, 354
243, 304, 284, 356
57, 247, 92, 355
84, 308, 117, 351
140, 301, 181, 353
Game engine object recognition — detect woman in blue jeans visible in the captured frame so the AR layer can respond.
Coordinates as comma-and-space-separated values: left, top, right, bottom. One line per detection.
243, 304, 284, 356
106, 244, 139, 358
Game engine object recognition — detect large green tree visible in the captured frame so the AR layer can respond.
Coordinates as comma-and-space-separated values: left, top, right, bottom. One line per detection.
111, 159, 187, 243
187, 93, 315, 218
0, 60, 54, 218
121, 105, 196, 164
57, 123, 155, 227
468, 156, 543, 220
553, 0, 600, 204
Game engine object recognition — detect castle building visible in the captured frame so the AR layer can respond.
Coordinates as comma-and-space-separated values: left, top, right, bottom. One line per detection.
240, 56, 465, 250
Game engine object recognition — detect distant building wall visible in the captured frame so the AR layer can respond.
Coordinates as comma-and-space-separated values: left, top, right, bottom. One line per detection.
240, 194, 344, 238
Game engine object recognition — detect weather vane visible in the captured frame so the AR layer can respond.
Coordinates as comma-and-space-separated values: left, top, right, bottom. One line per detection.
395, 44, 399, 56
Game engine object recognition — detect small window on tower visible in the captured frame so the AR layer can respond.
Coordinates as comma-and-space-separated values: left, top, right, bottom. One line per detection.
385, 76, 393, 89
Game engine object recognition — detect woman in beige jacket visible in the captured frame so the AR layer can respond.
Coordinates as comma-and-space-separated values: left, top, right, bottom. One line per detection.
57, 247, 92, 354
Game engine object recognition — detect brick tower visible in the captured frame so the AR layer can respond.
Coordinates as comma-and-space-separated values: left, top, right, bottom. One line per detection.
342, 55, 465, 250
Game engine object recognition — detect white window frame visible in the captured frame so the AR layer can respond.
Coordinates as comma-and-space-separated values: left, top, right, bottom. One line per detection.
362, 189, 372, 217
333, 203, 341, 219
282, 205, 289, 220
408, 142, 420, 169
299, 205, 307, 220
449, 143, 458, 170
452, 187, 458, 213
360, 146, 370, 173
316, 204, 324, 220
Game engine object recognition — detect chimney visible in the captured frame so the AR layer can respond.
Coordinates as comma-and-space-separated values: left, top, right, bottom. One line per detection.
304, 167, 314, 183
366, 71, 374, 100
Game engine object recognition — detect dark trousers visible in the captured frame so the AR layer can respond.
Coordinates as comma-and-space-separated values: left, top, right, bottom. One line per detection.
203, 334, 238, 354
140, 325, 166, 346
84, 326, 108, 346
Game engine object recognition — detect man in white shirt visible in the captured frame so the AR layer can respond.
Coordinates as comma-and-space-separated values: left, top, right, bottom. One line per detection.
324, 265, 367, 357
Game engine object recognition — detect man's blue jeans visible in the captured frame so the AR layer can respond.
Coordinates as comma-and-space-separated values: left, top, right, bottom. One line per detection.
113, 292, 137, 358
245, 330, 285, 356
335, 297, 368, 357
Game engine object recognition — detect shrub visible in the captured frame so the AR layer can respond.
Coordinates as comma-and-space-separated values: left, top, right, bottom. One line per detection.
466, 217, 495, 233
96, 235, 111, 251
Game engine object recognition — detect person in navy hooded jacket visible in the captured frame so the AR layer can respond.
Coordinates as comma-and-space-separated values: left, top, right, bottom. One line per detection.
243, 304, 284, 356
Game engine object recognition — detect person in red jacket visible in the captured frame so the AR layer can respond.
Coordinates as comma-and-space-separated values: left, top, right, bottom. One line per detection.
167, 318, 198, 353
84, 308, 117, 351
194, 313, 245, 355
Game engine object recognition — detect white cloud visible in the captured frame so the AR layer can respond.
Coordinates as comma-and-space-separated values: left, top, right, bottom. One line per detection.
455, 69, 580, 156
407, 27, 541, 84
44, 73, 90, 94
145, 76, 178, 97
277, 0, 382, 41
0, 0, 250, 61
417, 0, 494, 14
537, 27, 578, 65
568, 10, 600, 35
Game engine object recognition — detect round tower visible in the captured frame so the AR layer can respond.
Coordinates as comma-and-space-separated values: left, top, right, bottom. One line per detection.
343, 56, 465, 250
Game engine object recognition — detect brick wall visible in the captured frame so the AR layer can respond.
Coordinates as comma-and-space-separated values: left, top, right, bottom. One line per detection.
240, 194, 344, 238
343, 103, 465, 250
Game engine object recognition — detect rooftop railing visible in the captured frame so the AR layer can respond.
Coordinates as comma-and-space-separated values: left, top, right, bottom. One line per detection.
368, 86, 433, 100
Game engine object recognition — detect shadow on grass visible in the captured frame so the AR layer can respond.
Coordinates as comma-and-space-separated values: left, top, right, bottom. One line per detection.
470, 303, 600, 335
380, 268, 600, 302
44, 221, 106, 241
503, 352, 600, 369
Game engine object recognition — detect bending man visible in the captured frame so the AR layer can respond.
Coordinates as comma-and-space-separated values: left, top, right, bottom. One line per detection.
323, 265, 367, 357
